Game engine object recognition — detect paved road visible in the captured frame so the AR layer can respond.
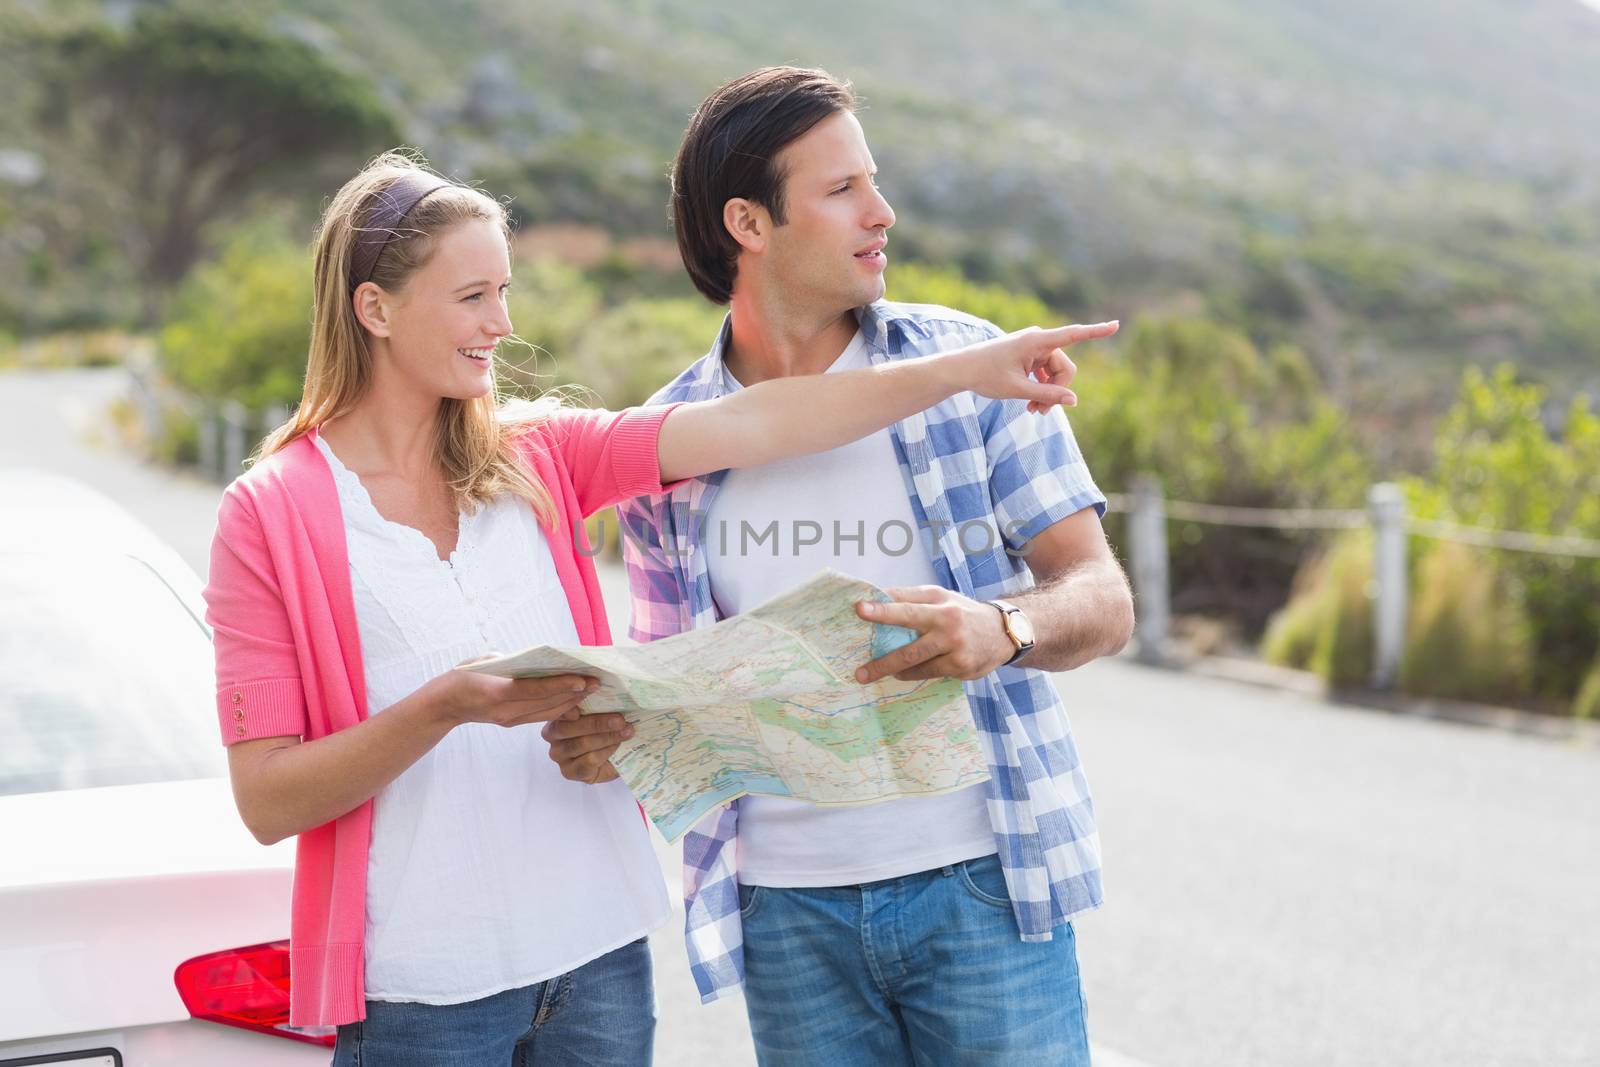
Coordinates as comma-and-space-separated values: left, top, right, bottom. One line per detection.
6, 368, 1597, 1066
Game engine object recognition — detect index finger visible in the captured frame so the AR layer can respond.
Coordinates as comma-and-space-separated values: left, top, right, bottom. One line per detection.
542, 712, 630, 742
855, 599, 941, 634
506, 673, 598, 695
880, 586, 950, 604
1035, 321, 1119, 348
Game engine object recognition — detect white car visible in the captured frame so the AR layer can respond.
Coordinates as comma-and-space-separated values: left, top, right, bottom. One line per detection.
0, 472, 326, 1065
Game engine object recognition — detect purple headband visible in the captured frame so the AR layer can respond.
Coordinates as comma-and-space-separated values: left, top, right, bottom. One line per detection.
348, 172, 451, 291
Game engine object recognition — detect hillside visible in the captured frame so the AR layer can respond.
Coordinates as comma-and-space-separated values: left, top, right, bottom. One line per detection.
4, 0, 1598, 436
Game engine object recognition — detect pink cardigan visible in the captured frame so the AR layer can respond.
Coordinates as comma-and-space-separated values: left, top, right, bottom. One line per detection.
202, 405, 678, 1028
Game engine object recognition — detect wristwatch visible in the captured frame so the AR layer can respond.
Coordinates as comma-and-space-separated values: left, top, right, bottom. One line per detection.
989, 599, 1036, 666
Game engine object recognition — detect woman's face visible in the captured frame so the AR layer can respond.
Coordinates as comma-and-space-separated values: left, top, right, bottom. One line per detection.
379, 216, 513, 401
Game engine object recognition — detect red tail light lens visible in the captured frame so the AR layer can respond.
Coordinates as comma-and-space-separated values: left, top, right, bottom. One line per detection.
174, 939, 336, 1047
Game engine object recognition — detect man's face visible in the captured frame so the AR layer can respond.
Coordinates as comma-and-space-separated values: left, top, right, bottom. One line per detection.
761, 110, 896, 314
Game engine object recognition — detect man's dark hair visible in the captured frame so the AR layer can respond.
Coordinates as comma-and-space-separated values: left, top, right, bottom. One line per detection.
671, 67, 858, 305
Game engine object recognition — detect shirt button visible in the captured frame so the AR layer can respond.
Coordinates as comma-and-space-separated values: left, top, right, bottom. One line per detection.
232, 692, 242, 704
235, 724, 246, 736
233, 709, 245, 720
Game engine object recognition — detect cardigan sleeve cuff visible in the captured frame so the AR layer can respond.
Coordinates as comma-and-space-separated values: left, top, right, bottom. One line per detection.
216, 677, 308, 745
609, 402, 687, 498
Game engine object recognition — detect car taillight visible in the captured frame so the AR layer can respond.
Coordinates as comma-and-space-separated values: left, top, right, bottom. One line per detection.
174, 939, 336, 1047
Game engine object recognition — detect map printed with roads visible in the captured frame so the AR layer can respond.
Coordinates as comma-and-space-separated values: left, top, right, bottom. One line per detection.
462, 569, 990, 840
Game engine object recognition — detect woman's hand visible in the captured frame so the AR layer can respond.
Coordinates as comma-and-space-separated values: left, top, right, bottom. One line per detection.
422, 668, 599, 729
944, 321, 1118, 414
226, 667, 599, 846
656, 317, 1117, 482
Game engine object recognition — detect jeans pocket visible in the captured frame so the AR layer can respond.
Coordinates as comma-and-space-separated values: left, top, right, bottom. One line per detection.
956, 855, 1012, 909
737, 882, 764, 920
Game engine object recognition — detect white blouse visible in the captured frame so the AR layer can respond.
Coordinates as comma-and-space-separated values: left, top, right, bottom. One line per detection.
314, 434, 669, 1005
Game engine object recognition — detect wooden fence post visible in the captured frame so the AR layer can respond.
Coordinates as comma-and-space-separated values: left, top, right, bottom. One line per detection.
1129, 474, 1171, 665
221, 400, 248, 483
197, 411, 220, 482
1369, 482, 1408, 689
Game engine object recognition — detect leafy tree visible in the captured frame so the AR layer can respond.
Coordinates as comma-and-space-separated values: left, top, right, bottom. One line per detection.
32, 11, 397, 321
487, 133, 668, 236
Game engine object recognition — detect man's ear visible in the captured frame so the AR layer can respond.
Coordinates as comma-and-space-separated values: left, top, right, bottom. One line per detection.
722, 197, 769, 255
352, 281, 394, 339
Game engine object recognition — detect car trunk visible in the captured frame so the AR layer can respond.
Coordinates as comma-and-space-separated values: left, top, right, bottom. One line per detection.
0, 778, 295, 1042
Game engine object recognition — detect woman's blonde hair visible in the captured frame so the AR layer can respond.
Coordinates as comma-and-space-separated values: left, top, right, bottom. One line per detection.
261, 150, 555, 523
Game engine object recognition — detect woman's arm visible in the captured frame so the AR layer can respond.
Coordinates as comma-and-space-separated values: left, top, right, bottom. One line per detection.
227, 671, 596, 845
655, 322, 1116, 483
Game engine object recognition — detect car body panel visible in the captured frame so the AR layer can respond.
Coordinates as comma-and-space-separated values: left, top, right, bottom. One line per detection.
1, 473, 314, 1061
0, 1020, 326, 1064
0, 779, 295, 1042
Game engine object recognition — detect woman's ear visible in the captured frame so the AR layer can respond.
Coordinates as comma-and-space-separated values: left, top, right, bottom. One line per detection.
722, 197, 768, 255
352, 281, 393, 339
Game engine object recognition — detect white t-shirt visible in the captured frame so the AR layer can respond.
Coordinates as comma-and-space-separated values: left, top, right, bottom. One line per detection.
704, 333, 997, 888
315, 434, 670, 1005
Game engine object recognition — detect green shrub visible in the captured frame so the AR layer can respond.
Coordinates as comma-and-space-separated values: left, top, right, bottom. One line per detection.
1263, 363, 1598, 714
1261, 551, 1334, 671
1075, 318, 1370, 506
564, 298, 727, 407
1074, 316, 1371, 633
158, 224, 309, 408
1300, 230, 1421, 319
1409, 365, 1600, 704
149, 405, 200, 466
1311, 545, 1375, 689
1400, 540, 1533, 704
1240, 240, 1307, 323
501, 256, 604, 392
1574, 660, 1600, 721
1262, 532, 1373, 687
886, 263, 1055, 332
6, 329, 140, 369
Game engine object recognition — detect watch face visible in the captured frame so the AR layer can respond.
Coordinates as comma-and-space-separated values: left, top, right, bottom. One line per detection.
1008, 608, 1036, 647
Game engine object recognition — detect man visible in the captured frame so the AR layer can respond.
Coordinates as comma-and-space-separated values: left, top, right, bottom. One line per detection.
545, 67, 1134, 1065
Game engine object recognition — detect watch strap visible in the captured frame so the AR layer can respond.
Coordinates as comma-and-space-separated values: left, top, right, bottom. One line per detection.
990, 599, 1034, 666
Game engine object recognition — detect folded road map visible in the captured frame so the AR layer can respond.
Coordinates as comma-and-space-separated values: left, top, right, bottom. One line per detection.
461, 569, 990, 841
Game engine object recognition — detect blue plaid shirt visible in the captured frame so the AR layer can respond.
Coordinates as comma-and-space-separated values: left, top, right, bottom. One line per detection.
617, 300, 1107, 1002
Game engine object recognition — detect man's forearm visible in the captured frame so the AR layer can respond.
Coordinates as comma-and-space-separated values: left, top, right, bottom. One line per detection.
1007, 557, 1135, 672
852, 517, 1137, 685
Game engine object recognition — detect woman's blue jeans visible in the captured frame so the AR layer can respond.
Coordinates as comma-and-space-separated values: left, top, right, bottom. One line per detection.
738, 855, 1091, 1066
329, 937, 654, 1066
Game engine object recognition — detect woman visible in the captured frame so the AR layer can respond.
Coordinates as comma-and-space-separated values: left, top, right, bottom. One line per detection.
205, 151, 1098, 1065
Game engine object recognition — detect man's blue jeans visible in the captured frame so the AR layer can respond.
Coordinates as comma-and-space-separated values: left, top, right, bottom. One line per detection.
329, 937, 654, 1066
738, 855, 1090, 1066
